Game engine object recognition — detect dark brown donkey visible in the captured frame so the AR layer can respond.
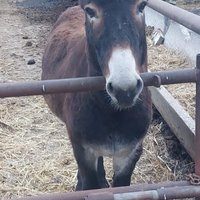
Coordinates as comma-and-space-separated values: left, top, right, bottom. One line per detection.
42, 0, 152, 190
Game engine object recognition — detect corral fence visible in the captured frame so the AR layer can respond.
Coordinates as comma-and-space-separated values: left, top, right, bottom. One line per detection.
2, 0, 200, 199
175, 0, 200, 5
171, 0, 200, 5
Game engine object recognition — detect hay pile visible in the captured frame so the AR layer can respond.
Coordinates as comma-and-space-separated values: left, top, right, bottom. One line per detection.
0, 1, 195, 199
147, 37, 196, 119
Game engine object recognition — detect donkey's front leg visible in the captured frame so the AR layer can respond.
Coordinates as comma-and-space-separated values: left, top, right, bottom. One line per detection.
76, 156, 108, 190
112, 142, 143, 187
97, 156, 109, 188
72, 141, 100, 190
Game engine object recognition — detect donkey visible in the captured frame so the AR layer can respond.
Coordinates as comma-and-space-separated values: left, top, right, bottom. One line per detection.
42, 0, 152, 190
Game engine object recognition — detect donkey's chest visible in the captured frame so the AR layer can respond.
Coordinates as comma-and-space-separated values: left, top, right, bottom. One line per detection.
74, 111, 139, 145
67, 93, 150, 156
76, 120, 143, 156
83, 133, 139, 157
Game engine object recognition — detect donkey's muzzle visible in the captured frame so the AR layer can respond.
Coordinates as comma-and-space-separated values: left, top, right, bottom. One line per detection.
106, 78, 143, 109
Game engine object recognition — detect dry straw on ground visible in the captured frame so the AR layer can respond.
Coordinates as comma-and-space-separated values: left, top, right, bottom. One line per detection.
0, 1, 195, 199
147, 37, 196, 119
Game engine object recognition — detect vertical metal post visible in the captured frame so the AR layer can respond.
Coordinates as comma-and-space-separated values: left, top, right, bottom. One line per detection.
195, 54, 200, 175
195, 54, 200, 200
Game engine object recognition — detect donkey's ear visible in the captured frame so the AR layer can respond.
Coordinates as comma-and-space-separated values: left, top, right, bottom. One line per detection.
78, 0, 82, 7
78, 0, 88, 9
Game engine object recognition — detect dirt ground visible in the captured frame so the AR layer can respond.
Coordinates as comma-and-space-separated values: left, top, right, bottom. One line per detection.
0, 0, 195, 199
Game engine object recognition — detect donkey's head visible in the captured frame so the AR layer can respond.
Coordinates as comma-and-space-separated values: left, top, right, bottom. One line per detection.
79, 0, 148, 110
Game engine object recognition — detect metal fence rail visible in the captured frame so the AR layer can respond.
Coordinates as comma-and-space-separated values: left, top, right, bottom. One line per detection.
0, 69, 198, 98
10, 181, 198, 200
148, 0, 200, 35
195, 55, 200, 176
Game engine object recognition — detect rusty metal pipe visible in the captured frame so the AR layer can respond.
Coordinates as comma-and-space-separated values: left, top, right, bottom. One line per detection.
113, 186, 200, 200
0, 69, 198, 98
0, 76, 105, 98
113, 190, 159, 200
147, 0, 200, 35
143, 68, 198, 86
157, 186, 200, 199
10, 181, 191, 200
195, 55, 200, 200
195, 54, 200, 176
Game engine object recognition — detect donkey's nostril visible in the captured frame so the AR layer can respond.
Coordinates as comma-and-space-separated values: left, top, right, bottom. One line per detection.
107, 82, 114, 94
106, 78, 143, 108
136, 79, 143, 92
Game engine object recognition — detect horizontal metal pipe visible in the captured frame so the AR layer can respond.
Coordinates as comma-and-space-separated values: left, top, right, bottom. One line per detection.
147, 0, 200, 35
157, 185, 200, 199
114, 190, 159, 200
0, 69, 198, 98
143, 68, 198, 86
113, 186, 200, 200
0, 76, 105, 98
11, 181, 191, 200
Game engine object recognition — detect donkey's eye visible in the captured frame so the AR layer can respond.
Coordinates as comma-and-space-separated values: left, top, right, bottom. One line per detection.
85, 7, 96, 18
138, 1, 147, 13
